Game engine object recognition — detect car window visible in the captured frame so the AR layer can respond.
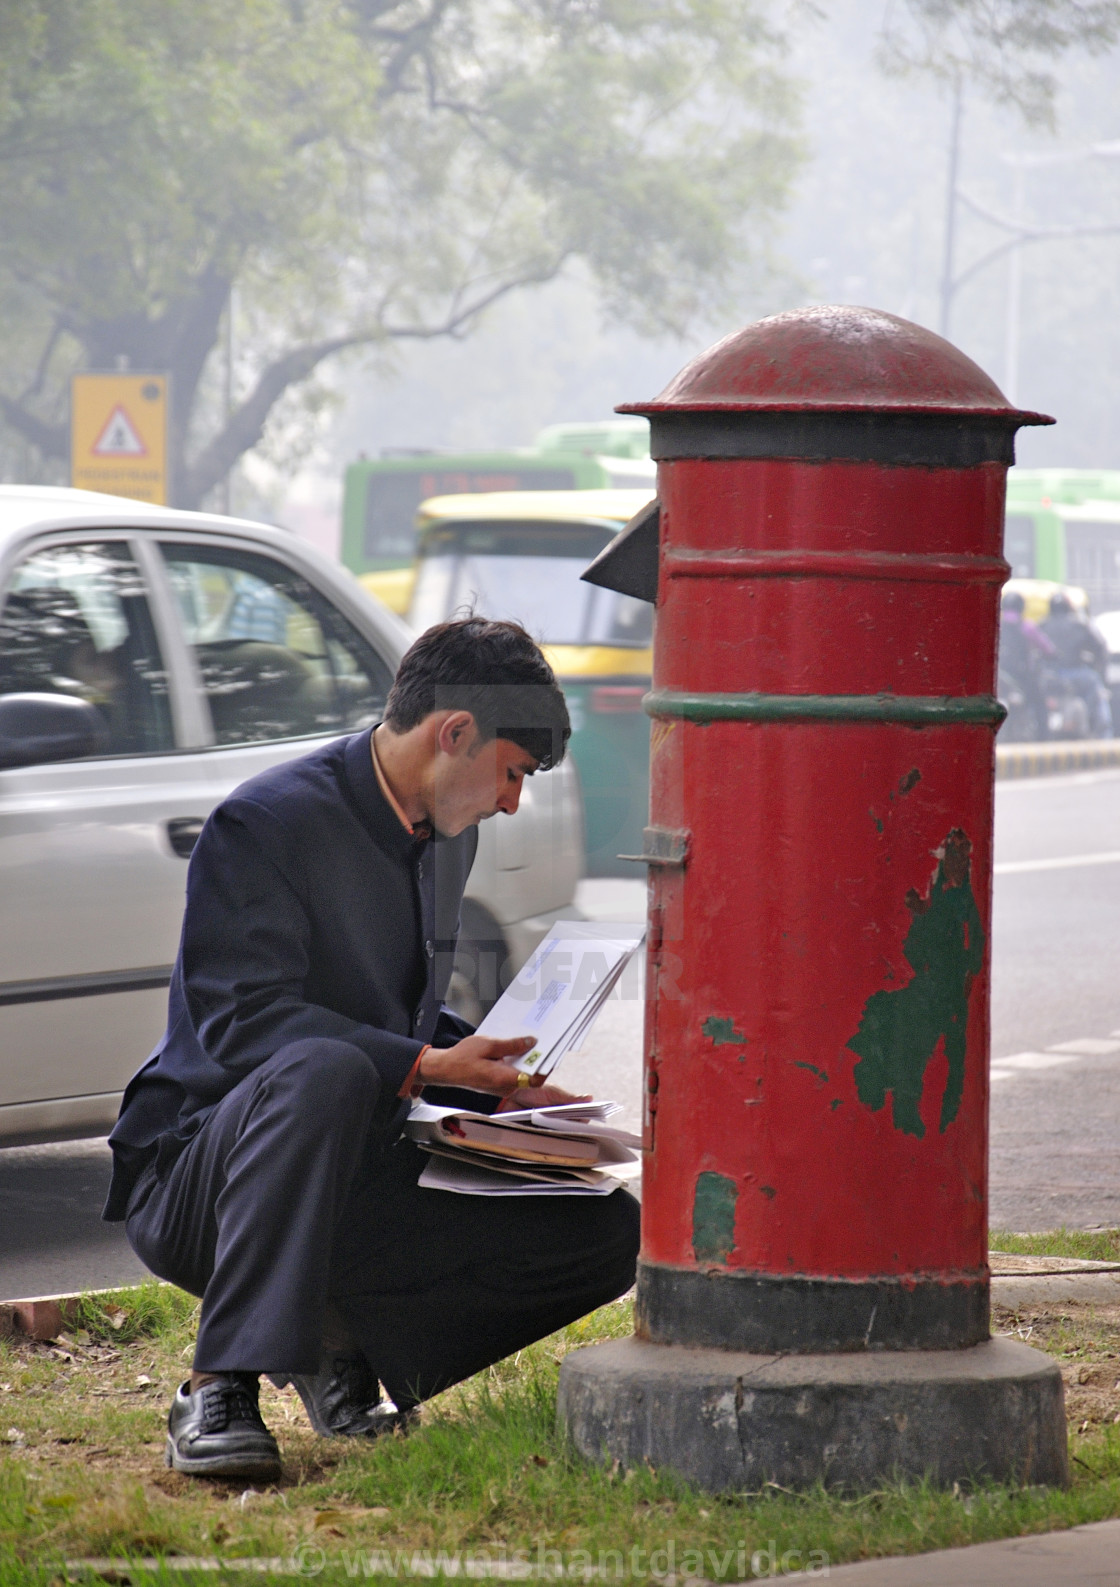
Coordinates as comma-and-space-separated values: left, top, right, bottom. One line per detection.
408, 519, 653, 647
0, 540, 173, 756
160, 544, 393, 746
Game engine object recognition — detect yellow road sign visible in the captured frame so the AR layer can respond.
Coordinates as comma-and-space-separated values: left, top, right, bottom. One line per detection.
71, 373, 169, 504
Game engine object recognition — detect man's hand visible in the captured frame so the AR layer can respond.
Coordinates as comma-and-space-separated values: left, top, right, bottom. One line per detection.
417, 1034, 540, 1097
495, 1083, 592, 1112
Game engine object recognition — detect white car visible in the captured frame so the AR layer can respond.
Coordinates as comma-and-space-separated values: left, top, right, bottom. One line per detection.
0, 487, 583, 1149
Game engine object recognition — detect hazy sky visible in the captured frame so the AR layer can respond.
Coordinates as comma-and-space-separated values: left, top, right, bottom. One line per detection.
288, 0, 1119, 538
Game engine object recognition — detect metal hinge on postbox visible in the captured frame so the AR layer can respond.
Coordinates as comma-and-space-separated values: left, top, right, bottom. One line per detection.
622, 827, 689, 1153
619, 825, 691, 868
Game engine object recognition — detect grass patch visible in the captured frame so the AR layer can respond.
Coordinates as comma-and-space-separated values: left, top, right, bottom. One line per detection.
1, 1286, 1120, 1582
990, 1228, 1120, 1264
70, 1282, 199, 1346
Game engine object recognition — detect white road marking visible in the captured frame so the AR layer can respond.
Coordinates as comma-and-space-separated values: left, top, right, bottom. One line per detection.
998, 767, 1120, 792
991, 1034, 1120, 1085
993, 850, 1120, 876
1047, 1038, 1120, 1056
991, 1052, 1080, 1072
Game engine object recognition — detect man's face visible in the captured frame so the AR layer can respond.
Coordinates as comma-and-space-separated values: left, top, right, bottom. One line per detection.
431, 723, 538, 837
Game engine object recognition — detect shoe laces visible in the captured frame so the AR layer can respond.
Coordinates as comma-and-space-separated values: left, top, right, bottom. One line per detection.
198, 1379, 263, 1434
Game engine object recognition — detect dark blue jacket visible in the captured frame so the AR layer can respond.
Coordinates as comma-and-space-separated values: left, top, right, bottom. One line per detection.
105, 728, 480, 1219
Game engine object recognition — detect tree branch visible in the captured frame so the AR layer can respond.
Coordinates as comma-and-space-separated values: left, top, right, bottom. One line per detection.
180, 258, 566, 508
178, 335, 354, 508
17, 321, 64, 406
381, 258, 564, 340
950, 219, 1120, 299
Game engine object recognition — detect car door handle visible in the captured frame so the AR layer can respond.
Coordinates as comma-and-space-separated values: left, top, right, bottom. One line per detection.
166, 817, 205, 859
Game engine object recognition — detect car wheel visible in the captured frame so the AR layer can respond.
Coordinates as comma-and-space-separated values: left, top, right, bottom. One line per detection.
447, 904, 510, 1026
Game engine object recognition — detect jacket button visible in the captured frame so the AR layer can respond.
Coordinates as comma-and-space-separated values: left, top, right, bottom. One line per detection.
414, 1007, 424, 1024
425, 939, 434, 959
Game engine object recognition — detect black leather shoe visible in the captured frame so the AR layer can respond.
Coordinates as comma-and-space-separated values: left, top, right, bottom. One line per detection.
166, 1375, 282, 1479
281, 1355, 416, 1439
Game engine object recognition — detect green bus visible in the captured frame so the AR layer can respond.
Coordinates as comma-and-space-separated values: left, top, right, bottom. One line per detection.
1005, 468, 1120, 616
340, 422, 654, 593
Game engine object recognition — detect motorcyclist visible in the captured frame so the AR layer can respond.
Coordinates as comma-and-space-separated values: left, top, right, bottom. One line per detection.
1039, 591, 1113, 739
999, 590, 1054, 740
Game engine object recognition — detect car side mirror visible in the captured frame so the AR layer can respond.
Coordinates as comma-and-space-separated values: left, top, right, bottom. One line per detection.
0, 693, 108, 770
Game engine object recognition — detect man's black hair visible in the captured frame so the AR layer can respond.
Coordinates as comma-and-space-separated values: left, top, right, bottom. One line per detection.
1001, 590, 1025, 615
384, 616, 571, 771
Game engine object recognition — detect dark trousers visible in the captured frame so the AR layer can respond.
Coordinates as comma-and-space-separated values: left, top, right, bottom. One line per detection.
125, 1039, 640, 1409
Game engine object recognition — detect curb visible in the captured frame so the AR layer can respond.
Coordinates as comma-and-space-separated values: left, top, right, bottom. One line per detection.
996, 738, 1120, 779
4, 1269, 1118, 1347
0, 1297, 75, 1342
0, 1283, 161, 1342
816, 1517, 1120, 1585
992, 1272, 1120, 1306
989, 1251, 1120, 1309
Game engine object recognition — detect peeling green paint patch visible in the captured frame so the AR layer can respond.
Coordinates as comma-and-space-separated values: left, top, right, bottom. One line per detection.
702, 1016, 747, 1046
795, 1060, 828, 1081
692, 1172, 737, 1263
870, 807, 884, 834
898, 767, 922, 796
847, 828, 984, 1139
830, 1098, 843, 1111
760, 1184, 777, 1199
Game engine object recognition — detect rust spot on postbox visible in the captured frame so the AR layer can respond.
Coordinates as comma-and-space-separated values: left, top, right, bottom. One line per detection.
692, 1171, 737, 1264
846, 829, 984, 1140
702, 1016, 747, 1046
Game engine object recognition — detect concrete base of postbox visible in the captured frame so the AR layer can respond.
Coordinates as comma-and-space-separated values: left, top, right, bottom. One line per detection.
557, 1337, 1068, 1492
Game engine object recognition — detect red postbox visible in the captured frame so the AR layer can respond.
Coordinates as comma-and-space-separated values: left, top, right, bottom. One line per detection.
560, 306, 1069, 1491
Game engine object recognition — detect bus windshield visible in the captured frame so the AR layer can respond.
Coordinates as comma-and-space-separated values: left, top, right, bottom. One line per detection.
408, 520, 652, 647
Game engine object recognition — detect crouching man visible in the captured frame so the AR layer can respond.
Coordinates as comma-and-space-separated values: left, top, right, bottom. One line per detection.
103, 617, 639, 1479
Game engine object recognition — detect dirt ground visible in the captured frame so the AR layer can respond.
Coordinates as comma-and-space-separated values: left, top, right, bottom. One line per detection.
992, 1300, 1120, 1445
0, 1326, 345, 1490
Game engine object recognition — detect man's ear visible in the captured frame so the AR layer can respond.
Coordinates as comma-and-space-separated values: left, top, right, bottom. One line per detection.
435, 710, 478, 757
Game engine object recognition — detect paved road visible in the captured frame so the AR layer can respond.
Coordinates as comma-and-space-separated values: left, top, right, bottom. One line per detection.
0, 1138, 149, 1298
2, 769, 1118, 1299
989, 766, 1120, 1231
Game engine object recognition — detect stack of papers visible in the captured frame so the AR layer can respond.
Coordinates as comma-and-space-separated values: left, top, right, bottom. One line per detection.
475, 920, 645, 1083
407, 1101, 641, 1197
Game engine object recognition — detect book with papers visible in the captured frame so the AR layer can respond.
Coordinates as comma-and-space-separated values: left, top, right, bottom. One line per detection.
435, 1114, 600, 1166
419, 1143, 607, 1185
417, 1153, 622, 1197
472, 920, 645, 1083
405, 1101, 641, 1196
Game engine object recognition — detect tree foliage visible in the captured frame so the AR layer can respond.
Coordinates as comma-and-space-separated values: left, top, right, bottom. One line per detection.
878, 0, 1120, 125
0, 0, 800, 505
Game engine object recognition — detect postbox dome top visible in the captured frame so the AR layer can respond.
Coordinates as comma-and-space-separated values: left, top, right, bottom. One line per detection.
618, 305, 1052, 425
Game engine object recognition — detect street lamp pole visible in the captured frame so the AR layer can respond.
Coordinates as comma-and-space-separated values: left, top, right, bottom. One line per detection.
1003, 159, 1027, 404
939, 129, 1120, 357
938, 78, 964, 339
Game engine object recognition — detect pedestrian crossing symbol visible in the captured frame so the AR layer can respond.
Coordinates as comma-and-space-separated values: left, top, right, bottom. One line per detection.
71, 371, 168, 504
92, 405, 147, 458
